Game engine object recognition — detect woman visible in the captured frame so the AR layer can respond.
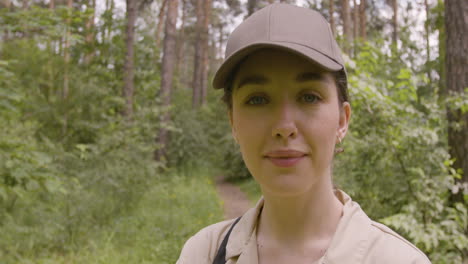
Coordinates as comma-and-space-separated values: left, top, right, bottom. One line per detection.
177, 3, 431, 264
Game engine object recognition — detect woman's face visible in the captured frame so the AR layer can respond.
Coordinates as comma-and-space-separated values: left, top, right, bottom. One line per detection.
229, 49, 351, 196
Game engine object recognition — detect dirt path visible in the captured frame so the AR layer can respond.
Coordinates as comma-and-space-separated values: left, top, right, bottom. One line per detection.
215, 177, 252, 220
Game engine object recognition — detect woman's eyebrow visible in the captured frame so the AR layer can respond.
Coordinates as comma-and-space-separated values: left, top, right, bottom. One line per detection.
236, 75, 269, 89
296, 72, 326, 83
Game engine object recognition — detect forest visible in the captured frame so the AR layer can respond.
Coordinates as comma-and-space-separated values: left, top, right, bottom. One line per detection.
0, 0, 467, 263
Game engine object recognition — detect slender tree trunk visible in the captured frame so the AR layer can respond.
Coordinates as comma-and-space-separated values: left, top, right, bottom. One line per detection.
246, 0, 257, 18
437, 0, 445, 99
103, 0, 114, 65
445, 0, 468, 214
218, 23, 224, 59
192, 0, 203, 108
341, 0, 352, 54
352, 0, 359, 56
46, 0, 55, 102
175, 0, 186, 79
84, 0, 96, 64
329, 0, 335, 37
200, 0, 211, 105
155, 0, 178, 161
122, 0, 137, 117
22, 0, 29, 9
359, 0, 366, 41
2, 0, 11, 41
62, 0, 73, 136
63, 0, 72, 100
424, 0, 431, 81
391, 0, 398, 46
155, 0, 167, 47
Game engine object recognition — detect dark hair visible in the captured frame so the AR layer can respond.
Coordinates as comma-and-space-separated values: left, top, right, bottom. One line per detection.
221, 68, 349, 110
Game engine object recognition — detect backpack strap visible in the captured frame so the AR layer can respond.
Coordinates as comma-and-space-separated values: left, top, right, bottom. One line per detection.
212, 217, 242, 264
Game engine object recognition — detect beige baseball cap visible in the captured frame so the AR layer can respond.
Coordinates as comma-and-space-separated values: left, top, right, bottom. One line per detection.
212, 3, 346, 89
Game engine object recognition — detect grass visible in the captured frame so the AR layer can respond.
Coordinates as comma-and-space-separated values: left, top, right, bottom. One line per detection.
6, 167, 224, 264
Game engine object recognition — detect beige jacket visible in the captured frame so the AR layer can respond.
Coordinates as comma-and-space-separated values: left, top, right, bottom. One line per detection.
177, 191, 431, 264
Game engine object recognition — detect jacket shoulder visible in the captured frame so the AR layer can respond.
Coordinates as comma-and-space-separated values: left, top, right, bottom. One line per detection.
365, 221, 432, 264
176, 218, 237, 264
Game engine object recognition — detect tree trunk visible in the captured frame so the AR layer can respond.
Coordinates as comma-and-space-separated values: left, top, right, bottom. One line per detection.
445, 0, 468, 209
62, 0, 73, 136
192, 0, 203, 108
122, 0, 137, 117
391, 0, 398, 46
329, 0, 335, 37
424, 0, 431, 81
218, 23, 224, 59
22, 0, 29, 9
155, 0, 167, 47
352, 0, 359, 56
175, 0, 186, 81
103, 0, 114, 65
2, 0, 11, 41
49, 0, 54, 9
155, 0, 178, 161
247, 0, 257, 18
63, 0, 73, 100
341, 0, 352, 54
437, 0, 445, 100
359, 0, 366, 41
200, 0, 212, 105
84, 0, 96, 64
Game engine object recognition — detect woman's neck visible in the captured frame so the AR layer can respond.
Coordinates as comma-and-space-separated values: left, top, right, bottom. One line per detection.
257, 179, 343, 249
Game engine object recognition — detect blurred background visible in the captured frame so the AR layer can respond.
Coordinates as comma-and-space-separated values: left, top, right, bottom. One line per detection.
0, 0, 467, 263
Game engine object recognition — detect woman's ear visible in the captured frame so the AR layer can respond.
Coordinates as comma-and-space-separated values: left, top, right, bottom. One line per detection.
337, 102, 351, 141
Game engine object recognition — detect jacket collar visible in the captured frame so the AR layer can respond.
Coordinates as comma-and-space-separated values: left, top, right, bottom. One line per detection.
225, 190, 373, 264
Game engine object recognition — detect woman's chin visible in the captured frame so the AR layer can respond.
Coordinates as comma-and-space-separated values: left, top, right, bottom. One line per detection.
257, 173, 320, 197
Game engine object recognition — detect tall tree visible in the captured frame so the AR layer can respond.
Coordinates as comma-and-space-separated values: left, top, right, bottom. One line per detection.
341, 0, 352, 54
246, 0, 258, 17
359, 0, 366, 40
155, 0, 167, 47
200, 0, 212, 105
155, 0, 178, 161
391, 0, 398, 46
122, 0, 138, 117
175, 0, 186, 79
62, 0, 73, 135
353, 0, 359, 56
192, 0, 204, 108
329, 0, 336, 36
423, 0, 431, 81
84, 0, 96, 64
63, 0, 73, 101
445, 0, 468, 210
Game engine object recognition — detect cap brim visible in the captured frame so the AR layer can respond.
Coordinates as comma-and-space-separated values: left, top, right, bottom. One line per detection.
212, 41, 344, 89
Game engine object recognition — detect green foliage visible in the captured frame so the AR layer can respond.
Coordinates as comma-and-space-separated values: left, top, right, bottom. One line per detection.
333, 42, 467, 262
2, 168, 223, 264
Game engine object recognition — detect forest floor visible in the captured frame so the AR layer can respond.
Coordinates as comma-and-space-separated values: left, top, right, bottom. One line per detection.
215, 176, 252, 219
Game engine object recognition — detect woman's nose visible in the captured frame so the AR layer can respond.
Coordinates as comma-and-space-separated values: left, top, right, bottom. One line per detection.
271, 104, 298, 140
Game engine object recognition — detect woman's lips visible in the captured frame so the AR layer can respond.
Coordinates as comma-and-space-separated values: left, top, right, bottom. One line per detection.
267, 156, 305, 167
264, 150, 306, 168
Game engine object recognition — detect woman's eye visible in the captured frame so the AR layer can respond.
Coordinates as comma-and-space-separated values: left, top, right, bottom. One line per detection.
300, 94, 319, 103
246, 96, 268, 105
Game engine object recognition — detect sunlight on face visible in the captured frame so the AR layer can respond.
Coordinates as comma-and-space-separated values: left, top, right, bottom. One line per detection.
229, 49, 350, 197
